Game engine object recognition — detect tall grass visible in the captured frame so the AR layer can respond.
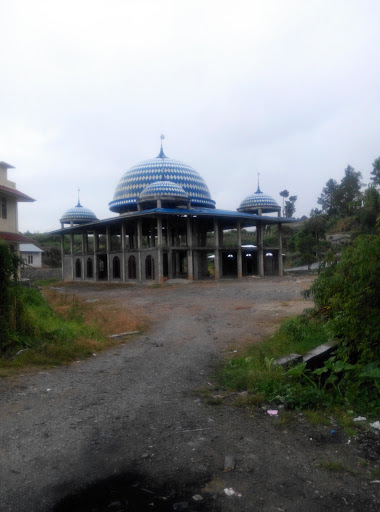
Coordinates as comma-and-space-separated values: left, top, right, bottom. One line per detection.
217, 315, 331, 409
0, 287, 146, 372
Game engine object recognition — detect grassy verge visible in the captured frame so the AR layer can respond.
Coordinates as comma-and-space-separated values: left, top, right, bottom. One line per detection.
215, 311, 379, 422
217, 314, 330, 406
0, 286, 147, 374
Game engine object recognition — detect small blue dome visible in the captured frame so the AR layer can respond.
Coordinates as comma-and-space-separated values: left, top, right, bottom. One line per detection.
109, 147, 215, 213
60, 202, 98, 225
139, 180, 189, 200
238, 187, 280, 214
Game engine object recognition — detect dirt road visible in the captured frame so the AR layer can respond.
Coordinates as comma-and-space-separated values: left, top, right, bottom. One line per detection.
0, 277, 379, 511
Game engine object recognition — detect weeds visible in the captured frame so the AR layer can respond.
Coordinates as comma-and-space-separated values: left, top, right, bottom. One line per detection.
0, 286, 146, 372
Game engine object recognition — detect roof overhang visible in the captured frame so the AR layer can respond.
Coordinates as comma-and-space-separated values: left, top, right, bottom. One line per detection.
0, 184, 35, 202
51, 207, 298, 235
0, 231, 35, 243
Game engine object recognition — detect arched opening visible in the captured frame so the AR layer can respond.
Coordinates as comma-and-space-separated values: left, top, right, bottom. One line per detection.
113, 256, 121, 279
97, 254, 108, 280
75, 258, 82, 278
128, 255, 136, 279
145, 255, 155, 280
87, 258, 93, 278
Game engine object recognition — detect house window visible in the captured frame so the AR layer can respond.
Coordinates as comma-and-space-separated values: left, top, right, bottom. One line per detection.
28, 255, 33, 265
1, 198, 6, 219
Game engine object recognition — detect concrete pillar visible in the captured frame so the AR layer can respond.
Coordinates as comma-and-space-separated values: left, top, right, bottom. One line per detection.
187, 217, 194, 280
157, 216, 163, 283
93, 231, 99, 281
106, 226, 111, 281
121, 222, 126, 282
237, 221, 242, 279
278, 222, 283, 276
137, 218, 143, 282
257, 221, 264, 277
214, 219, 221, 280
60, 234, 65, 280
70, 233, 74, 280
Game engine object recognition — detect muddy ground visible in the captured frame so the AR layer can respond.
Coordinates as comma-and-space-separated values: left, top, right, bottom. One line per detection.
0, 276, 379, 511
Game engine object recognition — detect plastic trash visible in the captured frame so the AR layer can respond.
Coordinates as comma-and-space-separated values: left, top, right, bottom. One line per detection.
370, 421, 380, 430
192, 495, 203, 501
353, 416, 367, 422
267, 410, 278, 416
224, 488, 235, 496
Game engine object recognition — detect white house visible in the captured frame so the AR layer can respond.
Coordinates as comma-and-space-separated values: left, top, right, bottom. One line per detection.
19, 243, 44, 268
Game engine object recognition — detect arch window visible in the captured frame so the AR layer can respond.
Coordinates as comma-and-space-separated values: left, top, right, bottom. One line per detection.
75, 258, 82, 278
113, 256, 121, 279
145, 255, 155, 280
128, 255, 136, 279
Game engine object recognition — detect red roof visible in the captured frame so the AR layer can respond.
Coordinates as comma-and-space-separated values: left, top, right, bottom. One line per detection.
0, 231, 34, 243
0, 184, 35, 202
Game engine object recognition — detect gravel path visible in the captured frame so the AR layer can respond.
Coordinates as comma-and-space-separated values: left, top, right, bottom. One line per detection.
0, 277, 379, 511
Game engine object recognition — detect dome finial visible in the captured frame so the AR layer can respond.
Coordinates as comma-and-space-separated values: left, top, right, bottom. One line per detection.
256, 172, 262, 194
77, 188, 82, 207
157, 133, 167, 159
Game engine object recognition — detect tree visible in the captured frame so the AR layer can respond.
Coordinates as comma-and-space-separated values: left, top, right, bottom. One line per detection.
310, 235, 380, 364
317, 179, 339, 215
338, 166, 362, 216
279, 190, 289, 216
0, 241, 23, 350
317, 166, 362, 217
294, 215, 328, 268
370, 157, 380, 186
284, 195, 297, 218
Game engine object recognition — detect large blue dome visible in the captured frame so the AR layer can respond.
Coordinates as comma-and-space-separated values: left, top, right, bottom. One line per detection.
109, 147, 215, 213
60, 202, 98, 226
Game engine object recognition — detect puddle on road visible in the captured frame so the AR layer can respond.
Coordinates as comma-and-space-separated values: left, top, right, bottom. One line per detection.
52, 473, 220, 512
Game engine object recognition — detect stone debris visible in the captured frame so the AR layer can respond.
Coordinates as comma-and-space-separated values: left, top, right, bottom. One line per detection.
224, 455, 236, 472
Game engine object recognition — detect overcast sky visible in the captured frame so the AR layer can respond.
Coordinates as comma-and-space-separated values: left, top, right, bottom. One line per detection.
1, 0, 380, 232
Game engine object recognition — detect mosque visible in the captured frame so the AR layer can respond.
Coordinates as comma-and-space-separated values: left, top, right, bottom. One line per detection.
55, 141, 295, 283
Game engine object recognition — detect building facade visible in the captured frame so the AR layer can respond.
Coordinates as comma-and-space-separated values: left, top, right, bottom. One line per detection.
55, 146, 295, 283
0, 161, 35, 252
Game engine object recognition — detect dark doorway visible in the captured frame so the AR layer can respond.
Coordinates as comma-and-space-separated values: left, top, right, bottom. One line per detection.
113, 256, 121, 279
87, 258, 93, 278
75, 258, 82, 278
145, 255, 155, 280
128, 255, 136, 279
98, 254, 108, 280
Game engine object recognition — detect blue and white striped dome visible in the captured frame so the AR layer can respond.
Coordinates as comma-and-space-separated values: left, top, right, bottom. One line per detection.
238, 187, 280, 214
60, 202, 98, 225
109, 147, 215, 213
139, 180, 189, 200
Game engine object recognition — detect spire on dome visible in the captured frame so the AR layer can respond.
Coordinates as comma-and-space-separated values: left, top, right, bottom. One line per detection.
157, 133, 168, 159
76, 188, 82, 207
256, 172, 262, 194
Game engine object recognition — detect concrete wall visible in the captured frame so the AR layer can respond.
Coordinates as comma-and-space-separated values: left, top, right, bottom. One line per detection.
21, 266, 62, 282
